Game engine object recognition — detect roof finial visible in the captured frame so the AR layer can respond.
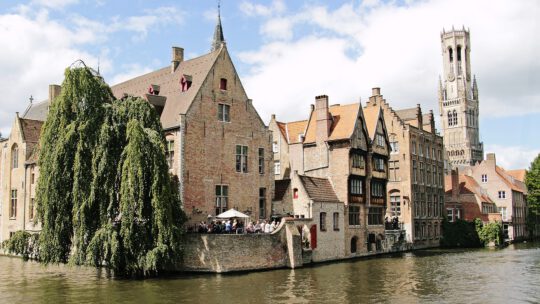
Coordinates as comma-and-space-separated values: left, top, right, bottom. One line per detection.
211, 0, 225, 51
29, 95, 34, 104
97, 57, 100, 76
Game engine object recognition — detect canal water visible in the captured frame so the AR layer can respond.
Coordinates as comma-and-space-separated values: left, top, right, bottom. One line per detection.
1, 242, 539, 304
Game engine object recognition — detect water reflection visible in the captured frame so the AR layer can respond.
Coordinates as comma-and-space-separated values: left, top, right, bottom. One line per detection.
0, 242, 539, 303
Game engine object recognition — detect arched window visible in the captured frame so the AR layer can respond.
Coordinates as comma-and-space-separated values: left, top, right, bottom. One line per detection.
452, 110, 458, 126
351, 236, 358, 253
11, 144, 18, 169
447, 111, 453, 126
448, 47, 453, 62
457, 45, 462, 61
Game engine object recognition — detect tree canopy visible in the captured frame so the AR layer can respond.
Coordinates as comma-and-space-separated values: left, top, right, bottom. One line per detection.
35, 64, 185, 277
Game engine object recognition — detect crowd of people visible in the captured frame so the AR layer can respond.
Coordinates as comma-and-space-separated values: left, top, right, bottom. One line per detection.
195, 219, 280, 234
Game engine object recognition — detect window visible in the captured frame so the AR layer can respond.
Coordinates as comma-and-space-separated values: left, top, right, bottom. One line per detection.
425, 144, 430, 159
452, 110, 458, 126
31, 167, 35, 185
259, 188, 266, 219
412, 140, 417, 155
419, 142, 423, 156
374, 157, 385, 172
258, 148, 264, 174
412, 160, 417, 184
371, 181, 384, 197
320, 212, 327, 231
166, 139, 174, 169
499, 207, 508, 221
293, 188, 298, 199
368, 207, 383, 225
498, 191, 506, 199
215, 185, 228, 215
333, 212, 339, 231
389, 161, 400, 181
11, 144, 18, 169
349, 205, 360, 226
10, 189, 17, 218
376, 133, 385, 147
447, 208, 453, 222
235, 145, 248, 173
414, 222, 420, 240
449, 47, 453, 62
432, 165, 437, 186
220, 78, 227, 90
481, 174, 488, 183
274, 161, 281, 175
29, 198, 34, 220
272, 141, 278, 153
419, 162, 425, 184
390, 141, 399, 154
352, 154, 365, 169
218, 104, 230, 122
350, 179, 363, 195
390, 195, 401, 216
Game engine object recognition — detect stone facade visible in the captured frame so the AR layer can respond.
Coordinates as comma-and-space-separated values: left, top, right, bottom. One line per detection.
438, 28, 483, 168
447, 153, 528, 242
270, 94, 397, 260
367, 88, 445, 248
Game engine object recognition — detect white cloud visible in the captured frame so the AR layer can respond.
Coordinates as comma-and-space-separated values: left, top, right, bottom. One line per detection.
484, 145, 539, 170
240, 0, 540, 125
239, 0, 286, 17
31, 0, 79, 9
108, 63, 153, 85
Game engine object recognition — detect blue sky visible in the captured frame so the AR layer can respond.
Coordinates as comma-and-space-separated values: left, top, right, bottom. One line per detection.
0, 0, 538, 169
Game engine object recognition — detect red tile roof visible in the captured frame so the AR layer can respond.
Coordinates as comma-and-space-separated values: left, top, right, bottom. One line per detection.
303, 103, 360, 143
299, 175, 340, 202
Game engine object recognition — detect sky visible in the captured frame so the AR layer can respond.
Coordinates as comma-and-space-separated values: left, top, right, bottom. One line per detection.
0, 0, 538, 170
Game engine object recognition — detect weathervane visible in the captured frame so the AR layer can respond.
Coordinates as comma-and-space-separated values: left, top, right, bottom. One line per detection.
29, 95, 34, 104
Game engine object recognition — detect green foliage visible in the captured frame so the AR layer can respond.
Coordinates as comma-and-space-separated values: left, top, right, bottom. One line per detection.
35, 64, 185, 277
441, 219, 482, 248
1, 231, 39, 260
526, 154, 540, 236
475, 218, 503, 246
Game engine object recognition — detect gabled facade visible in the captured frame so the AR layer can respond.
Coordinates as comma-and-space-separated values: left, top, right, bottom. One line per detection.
455, 153, 528, 241
270, 94, 392, 256
367, 88, 445, 248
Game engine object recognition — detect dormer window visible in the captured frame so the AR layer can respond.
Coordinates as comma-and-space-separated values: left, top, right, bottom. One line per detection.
148, 84, 160, 95
181, 75, 192, 92
220, 78, 227, 91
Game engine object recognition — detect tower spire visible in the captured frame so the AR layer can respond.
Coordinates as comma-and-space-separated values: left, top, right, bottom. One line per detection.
211, 0, 225, 51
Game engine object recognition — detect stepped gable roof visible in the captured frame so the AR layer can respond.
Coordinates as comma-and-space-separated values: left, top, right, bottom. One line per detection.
20, 118, 43, 143
303, 103, 360, 144
274, 179, 291, 201
111, 48, 222, 129
299, 175, 340, 202
394, 107, 417, 121
422, 113, 432, 125
496, 166, 526, 193
363, 104, 381, 140
22, 100, 49, 121
506, 169, 527, 182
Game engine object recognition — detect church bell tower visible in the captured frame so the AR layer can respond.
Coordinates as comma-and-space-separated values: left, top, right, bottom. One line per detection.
439, 27, 483, 168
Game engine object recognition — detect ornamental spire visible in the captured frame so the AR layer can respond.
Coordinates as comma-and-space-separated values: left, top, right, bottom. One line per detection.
211, 0, 225, 51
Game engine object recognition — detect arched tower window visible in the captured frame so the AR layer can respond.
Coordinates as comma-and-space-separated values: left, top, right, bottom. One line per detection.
452, 110, 458, 126
448, 47, 453, 62
457, 45, 462, 75
11, 144, 18, 169
447, 111, 453, 126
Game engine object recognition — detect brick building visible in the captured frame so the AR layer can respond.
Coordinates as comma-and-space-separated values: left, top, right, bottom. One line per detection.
0, 13, 274, 238
366, 88, 445, 248
445, 153, 528, 242
269, 94, 391, 259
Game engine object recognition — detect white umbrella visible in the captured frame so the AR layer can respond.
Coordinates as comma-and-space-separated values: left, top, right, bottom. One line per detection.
216, 208, 250, 219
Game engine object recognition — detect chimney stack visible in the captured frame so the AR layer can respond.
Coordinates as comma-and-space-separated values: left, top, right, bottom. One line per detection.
315, 95, 331, 142
171, 46, 184, 73
486, 153, 496, 166
48, 84, 61, 102
372, 87, 381, 96
451, 169, 459, 197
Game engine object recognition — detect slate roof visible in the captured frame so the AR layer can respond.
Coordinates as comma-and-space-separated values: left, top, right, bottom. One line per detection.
274, 179, 291, 201
303, 103, 360, 143
299, 175, 340, 202
111, 48, 222, 129
22, 100, 49, 121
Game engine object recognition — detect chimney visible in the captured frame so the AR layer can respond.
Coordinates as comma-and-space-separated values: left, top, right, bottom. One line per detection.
48, 84, 61, 102
315, 95, 331, 142
171, 46, 184, 73
486, 153, 496, 166
451, 169, 459, 197
372, 87, 381, 96
271, 114, 276, 121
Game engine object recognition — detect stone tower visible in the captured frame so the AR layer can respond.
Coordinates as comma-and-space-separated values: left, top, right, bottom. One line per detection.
438, 27, 483, 168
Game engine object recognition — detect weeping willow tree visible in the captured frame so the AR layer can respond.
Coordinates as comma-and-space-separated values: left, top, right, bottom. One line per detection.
36, 63, 185, 277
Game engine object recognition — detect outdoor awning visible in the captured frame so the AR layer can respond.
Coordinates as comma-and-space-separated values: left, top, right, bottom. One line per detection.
216, 208, 250, 219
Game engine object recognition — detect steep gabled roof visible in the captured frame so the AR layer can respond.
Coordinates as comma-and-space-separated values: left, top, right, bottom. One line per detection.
19, 118, 43, 143
111, 48, 222, 129
274, 179, 291, 201
299, 175, 340, 202
22, 100, 49, 121
303, 103, 360, 143
444, 174, 495, 203
496, 166, 526, 193
363, 104, 382, 140
395, 107, 418, 121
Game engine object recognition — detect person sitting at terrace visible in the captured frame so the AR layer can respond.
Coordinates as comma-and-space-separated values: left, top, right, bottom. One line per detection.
225, 220, 232, 233
264, 221, 271, 233
246, 221, 255, 233
232, 219, 238, 233
254, 221, 262, 233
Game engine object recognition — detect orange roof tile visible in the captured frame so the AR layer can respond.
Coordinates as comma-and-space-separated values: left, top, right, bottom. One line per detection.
506, 169, 527, 182
303, 103, 360, 143
285, 120, 308, 144
363, 104, 381, 140
495, 166, 525, 193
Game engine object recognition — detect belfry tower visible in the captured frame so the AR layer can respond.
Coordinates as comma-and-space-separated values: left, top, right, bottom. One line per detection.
439, 27, 483, 168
